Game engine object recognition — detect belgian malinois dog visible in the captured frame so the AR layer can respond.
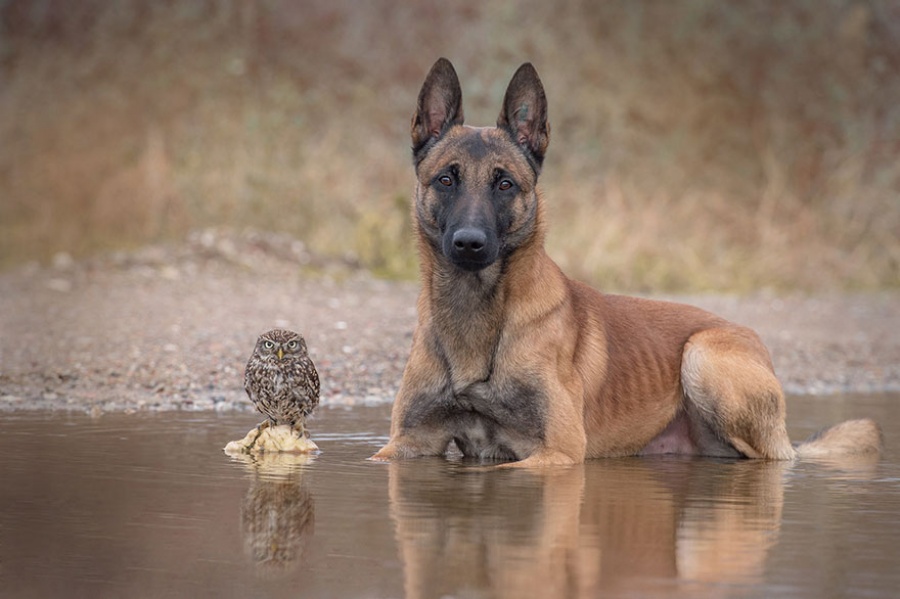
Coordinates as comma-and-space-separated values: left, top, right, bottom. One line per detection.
372, 58, 882, 466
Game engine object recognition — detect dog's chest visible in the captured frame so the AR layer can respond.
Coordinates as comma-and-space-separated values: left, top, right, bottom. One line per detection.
427, 291, 546, 460
445, 380, 544, 460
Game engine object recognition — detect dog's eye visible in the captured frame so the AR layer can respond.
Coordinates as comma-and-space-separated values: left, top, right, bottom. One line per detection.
438, 175, 453, 187
498, 179, 513, 191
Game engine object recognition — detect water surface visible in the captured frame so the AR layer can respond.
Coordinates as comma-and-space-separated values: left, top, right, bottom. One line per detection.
1, 394, 898, 598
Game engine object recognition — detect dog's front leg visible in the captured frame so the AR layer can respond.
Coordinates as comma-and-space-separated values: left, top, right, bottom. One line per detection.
372, 395, 453, 461
371, 333, 453, 461
498, 377, 588, 468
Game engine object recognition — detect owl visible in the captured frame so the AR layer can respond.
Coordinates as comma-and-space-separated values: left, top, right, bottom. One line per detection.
244, 329, 320, 433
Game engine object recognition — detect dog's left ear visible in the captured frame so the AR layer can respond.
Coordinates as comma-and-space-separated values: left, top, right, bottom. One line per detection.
497, 63, 550, 169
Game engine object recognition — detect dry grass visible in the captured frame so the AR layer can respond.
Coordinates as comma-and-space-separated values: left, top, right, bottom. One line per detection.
2, 0, 898, 291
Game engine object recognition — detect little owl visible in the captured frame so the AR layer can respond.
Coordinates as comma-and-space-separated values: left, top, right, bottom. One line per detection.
244, 329, 320, 434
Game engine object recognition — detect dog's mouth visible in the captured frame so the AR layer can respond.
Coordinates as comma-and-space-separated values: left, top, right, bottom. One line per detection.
446, 251, 499, 271
450, 256, 496, 271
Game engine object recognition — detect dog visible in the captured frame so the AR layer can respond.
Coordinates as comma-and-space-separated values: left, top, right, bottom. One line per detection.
371, 58, 882, 466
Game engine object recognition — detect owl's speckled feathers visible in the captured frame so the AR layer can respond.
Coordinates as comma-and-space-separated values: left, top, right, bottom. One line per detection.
244, 329, 320, 430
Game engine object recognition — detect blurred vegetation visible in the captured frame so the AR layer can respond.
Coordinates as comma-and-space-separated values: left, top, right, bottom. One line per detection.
1, 0, 898, 291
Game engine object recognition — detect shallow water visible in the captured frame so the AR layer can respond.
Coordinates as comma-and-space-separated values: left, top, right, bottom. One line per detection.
1, 394, 898, 599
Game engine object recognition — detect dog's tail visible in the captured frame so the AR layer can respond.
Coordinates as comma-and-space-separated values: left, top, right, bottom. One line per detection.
794, 418, 883, 458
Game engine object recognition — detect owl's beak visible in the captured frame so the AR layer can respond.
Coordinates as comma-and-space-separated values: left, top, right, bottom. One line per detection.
277, 348, 284, 360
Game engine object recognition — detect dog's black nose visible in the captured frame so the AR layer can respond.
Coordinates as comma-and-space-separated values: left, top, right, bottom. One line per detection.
452, 228, 486, 255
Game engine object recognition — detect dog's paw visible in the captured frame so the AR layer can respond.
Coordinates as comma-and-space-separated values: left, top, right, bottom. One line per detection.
495, 449, 581, 468
368, 444, 398, 462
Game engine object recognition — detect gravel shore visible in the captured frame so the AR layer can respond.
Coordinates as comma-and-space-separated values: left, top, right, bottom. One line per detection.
2, 231, 898, 414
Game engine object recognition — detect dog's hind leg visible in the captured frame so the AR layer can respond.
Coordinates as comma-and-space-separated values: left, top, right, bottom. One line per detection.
681, 326, 795, 460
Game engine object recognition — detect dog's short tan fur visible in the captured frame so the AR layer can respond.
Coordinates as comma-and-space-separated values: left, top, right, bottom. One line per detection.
372, 58, 882, 466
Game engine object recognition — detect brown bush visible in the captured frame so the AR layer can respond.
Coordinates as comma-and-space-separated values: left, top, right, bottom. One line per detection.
2, 0, 898, 291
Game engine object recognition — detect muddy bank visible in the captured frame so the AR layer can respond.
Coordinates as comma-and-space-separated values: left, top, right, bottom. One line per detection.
2, 234, 898, 414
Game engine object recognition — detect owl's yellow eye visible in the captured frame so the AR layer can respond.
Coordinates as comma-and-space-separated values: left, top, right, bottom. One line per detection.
263, 340, 275, 350
287, 340, 299, 349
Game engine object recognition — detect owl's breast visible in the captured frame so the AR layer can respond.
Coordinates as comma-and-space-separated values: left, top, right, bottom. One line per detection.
272, 370, 286, 392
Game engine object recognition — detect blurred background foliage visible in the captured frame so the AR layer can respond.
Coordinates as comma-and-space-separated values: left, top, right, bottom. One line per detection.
1, 0, 898, 291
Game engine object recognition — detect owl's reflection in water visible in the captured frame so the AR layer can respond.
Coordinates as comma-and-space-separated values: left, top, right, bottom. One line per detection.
232, 453, 316, 578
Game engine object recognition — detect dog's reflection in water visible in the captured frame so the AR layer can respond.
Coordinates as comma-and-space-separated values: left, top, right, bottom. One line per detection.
388, 455, 878, 599
230, 453, 315, 578
390, 460, 586, 598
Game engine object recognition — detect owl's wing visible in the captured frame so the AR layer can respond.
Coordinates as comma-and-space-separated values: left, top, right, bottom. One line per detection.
243, 367, 257, 401
291, 357, 320, 410
308, 358, 320, 401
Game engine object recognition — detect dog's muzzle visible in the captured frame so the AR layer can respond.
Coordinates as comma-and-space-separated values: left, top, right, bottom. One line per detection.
444, 226, 498, 271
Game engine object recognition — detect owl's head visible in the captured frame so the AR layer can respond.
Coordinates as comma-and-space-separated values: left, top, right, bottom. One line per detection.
255, 329, 308, 361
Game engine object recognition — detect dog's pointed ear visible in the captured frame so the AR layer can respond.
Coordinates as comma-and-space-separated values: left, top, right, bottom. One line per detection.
411, 58, 464, 161
497, 62, 550, 169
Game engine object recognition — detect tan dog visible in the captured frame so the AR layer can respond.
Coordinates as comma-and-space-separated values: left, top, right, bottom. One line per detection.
372, 58, 882, 466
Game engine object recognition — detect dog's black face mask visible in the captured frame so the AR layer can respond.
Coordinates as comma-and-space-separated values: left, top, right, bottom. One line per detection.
431, 158, 507, 272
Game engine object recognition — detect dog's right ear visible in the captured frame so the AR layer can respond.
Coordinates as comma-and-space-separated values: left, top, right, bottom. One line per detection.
411, 58, 464, 162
